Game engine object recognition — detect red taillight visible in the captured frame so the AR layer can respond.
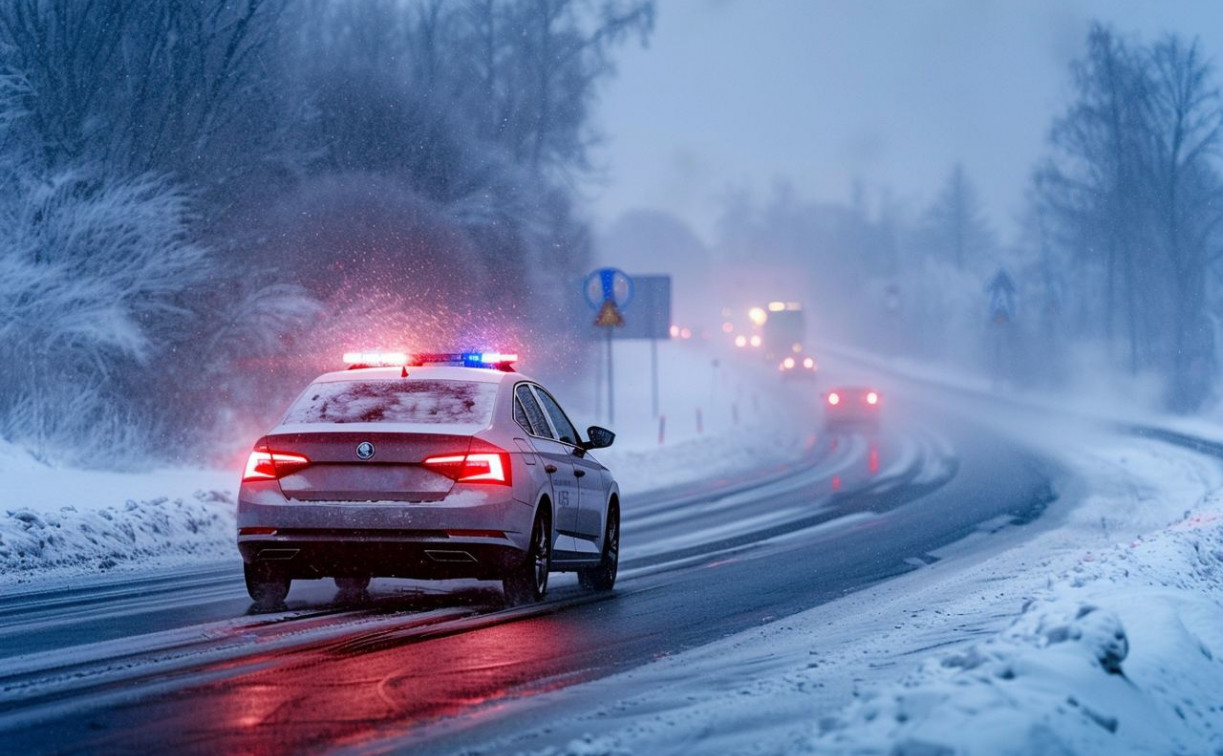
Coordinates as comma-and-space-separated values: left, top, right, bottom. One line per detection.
242, 449, 311, 482
239, 527, 278, 536
423, 451, 512, 486
866, 391, 879, 405
827, 392, 841, 406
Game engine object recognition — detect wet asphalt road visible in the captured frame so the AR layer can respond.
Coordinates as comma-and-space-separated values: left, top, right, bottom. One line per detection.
0, 387, 1057, 756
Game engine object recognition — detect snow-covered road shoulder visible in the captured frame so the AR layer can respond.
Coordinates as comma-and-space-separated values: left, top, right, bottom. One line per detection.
815, 504, 1223, 755
0, 443, 236, 586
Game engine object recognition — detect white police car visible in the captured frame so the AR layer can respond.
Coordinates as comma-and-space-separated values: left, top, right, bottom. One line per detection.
237, 351, 620, 607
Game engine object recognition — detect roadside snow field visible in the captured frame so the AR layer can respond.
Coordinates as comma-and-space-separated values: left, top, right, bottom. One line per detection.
814, 495, 1223, 754
499, 433, 1223, 756
0, 442, 236, 586
570, 339, 816, 495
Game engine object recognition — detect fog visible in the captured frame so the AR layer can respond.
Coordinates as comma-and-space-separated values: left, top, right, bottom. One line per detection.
1, 1, 1222, 469
593, 1, 1223, 416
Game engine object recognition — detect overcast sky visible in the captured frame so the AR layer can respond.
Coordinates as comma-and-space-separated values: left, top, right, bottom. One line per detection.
592, 0, 1223, 244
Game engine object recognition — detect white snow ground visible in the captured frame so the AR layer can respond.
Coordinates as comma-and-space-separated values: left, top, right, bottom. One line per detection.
0, 441, 235, 586
0, 341, 810, 586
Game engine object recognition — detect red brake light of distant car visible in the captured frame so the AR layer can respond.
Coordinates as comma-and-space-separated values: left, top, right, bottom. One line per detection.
827, 392, 841, 406
783, 357, 796, 369
867, 391, 880, 405
803, 357, 815, 369
423, 451, 512, 486
242, 449, 311, 482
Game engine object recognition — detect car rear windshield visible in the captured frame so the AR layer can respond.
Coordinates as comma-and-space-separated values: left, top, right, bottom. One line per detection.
282, 379, 497, 426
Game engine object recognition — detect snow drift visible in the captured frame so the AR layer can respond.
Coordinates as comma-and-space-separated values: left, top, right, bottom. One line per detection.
812, 507, 1223, 755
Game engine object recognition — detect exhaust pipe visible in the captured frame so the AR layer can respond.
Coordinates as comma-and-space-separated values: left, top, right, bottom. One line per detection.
257, 548, 300, 561
425, 550, 477, 564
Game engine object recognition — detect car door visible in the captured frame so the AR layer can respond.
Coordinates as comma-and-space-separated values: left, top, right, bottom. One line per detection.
534, 387, 605, 550
514, 384, 580, 556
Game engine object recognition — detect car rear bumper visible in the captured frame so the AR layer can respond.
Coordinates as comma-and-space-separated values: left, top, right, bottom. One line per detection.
236, 482, 536, 579
238, 530, 524, 580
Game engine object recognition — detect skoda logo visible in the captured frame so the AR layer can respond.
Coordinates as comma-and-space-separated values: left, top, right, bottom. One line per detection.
356, 441, 375, 461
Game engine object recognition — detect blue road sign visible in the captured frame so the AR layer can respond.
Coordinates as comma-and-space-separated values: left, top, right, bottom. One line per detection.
987, 268, 1017, 323
585, 275, 671, 340
584, 268, 634, 311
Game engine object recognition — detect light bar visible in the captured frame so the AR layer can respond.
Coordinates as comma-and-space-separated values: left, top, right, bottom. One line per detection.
343, 351, 409, 367
342, 351, 519, 370
474, 352, 518, 365
398, 351, 520, 370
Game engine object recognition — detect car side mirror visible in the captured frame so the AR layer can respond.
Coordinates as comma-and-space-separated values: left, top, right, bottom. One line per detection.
583, 426, 615, 450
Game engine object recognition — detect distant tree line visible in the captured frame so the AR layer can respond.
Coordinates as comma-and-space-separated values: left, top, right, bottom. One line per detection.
715, 22, 1223, 413
0, 0, 653, 465
1036, 24, 1223, 411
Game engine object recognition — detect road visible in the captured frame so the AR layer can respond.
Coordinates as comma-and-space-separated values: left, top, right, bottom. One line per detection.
0, 387, 1057, 756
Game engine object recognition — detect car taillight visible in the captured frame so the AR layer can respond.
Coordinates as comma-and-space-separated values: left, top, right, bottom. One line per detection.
423, 451, 512, 486
827, 392, 841, 406
242, 449, 311, 482
866, 391, 879, 405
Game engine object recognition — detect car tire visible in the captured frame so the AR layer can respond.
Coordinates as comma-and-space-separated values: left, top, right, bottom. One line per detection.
334, 576, 371, 593
578, 503, 619, 592
503, 508, 551, 605
244, 561, 290, 607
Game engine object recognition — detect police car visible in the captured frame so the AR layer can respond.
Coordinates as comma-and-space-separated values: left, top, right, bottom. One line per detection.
237, 351, 620, 607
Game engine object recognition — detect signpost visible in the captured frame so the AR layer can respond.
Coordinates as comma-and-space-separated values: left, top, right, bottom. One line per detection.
604, 275, 671, 420
986, 268, 1018, 387
584, 268, 633, 426
987, 268, 1017, 324
580, 270, 672, 425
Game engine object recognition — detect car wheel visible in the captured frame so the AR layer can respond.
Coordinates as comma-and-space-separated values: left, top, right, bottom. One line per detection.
578, 503, 619, 592
244, 561, 290, 607
503, 508, 551, 605
334, 576, 371, 593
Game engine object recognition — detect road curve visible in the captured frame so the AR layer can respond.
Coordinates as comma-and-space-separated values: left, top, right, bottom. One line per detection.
0, 397, 1055, 756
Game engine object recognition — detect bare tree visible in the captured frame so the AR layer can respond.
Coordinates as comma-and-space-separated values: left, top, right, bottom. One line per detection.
1037, 24, 1223, 410
922, 164, 995, 271
0, 0, 292, 184
1144, 35, 1223, 409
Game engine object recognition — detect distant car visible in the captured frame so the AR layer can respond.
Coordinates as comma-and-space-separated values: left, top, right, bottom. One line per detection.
237, 351, 620, 608
824, 387, 882, 429
779, 355, 819, 380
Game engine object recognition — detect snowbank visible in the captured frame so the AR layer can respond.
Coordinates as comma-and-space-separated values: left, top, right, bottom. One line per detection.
0, 442, 236, 585
814, 506, 1223, 754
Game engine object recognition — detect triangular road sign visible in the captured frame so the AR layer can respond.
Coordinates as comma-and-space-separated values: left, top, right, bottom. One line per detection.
594, 299, 625, 327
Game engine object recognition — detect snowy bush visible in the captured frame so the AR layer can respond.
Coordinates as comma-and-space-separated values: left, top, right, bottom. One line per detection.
0, 170, 209, 465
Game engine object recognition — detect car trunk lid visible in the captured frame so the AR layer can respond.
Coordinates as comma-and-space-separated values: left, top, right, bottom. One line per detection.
265, 431, 472, 502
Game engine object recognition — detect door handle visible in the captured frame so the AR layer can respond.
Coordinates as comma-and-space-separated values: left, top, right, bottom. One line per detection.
573, 469, 587, 478
544, 464, 558, 474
